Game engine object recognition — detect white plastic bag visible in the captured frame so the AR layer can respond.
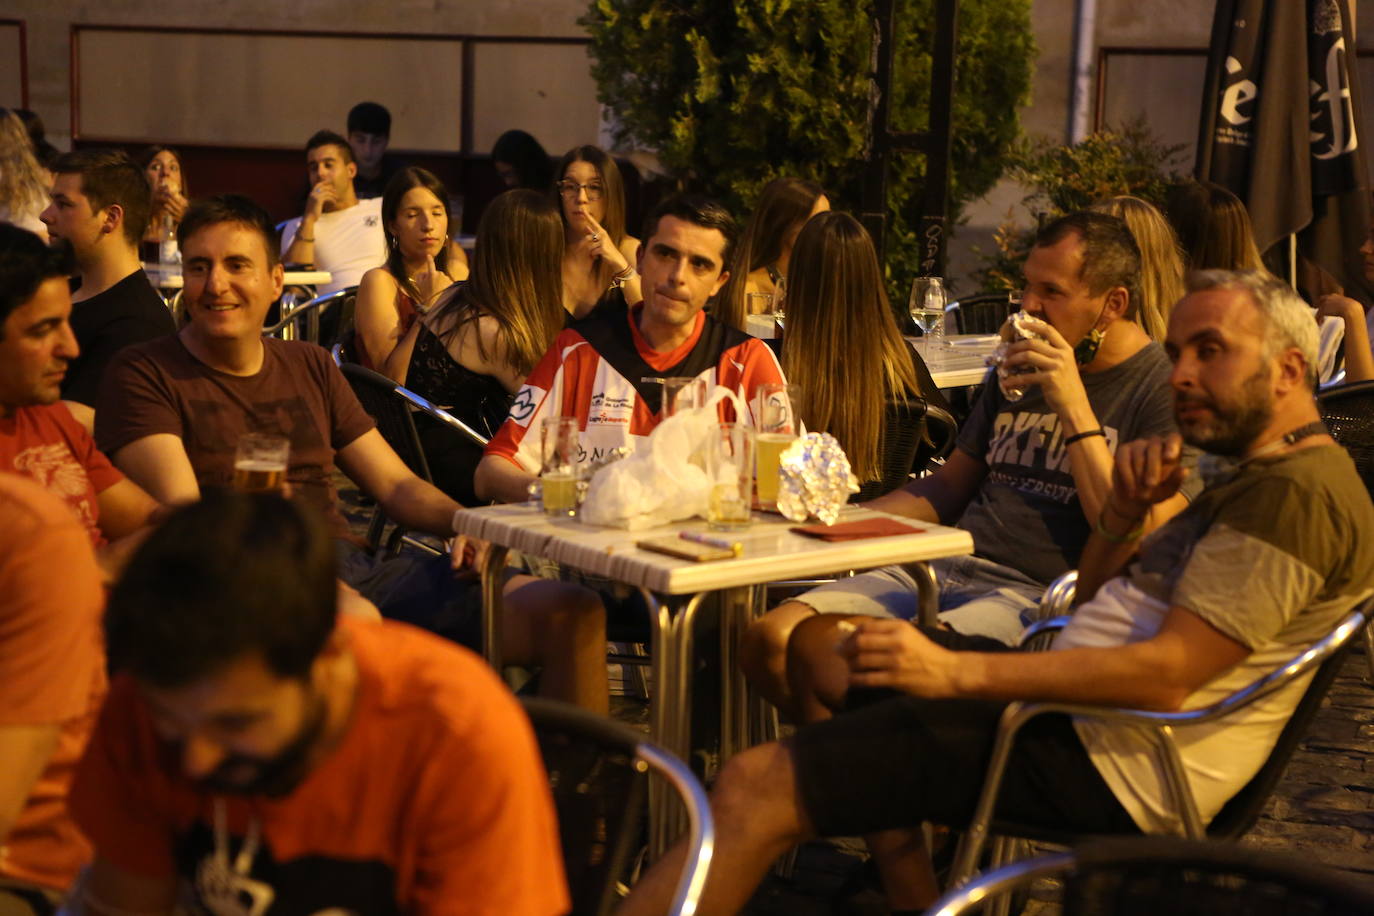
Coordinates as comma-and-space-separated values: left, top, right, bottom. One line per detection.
580, 385, 748, 529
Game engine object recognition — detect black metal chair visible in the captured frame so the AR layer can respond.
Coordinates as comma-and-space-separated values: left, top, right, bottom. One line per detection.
946, 293, 1018, 335
854, 400, 959, 503
263, 286, 357, 348
1317, 380, 1374, 684
1318, 379, 1374, 496
338, 362, 489, 555
929, 835, 1374, 916
946, 595, 1374, 909
521, 698, 713, 916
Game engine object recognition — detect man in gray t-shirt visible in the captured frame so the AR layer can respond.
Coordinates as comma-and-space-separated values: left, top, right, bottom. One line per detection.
741, 212, 1200, 716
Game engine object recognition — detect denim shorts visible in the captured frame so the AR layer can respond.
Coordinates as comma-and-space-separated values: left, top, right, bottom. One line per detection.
796, 554, 1049, 646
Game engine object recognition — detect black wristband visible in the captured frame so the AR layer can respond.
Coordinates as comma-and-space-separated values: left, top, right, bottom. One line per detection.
1063, 428, 1105, 447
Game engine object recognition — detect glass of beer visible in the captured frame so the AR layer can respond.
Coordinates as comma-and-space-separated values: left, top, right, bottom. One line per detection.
705, 422, 754, 530
540, 417, 581, 517
662, 376, 706, 418
233, 433, 290, 494
755, 383, 799, 509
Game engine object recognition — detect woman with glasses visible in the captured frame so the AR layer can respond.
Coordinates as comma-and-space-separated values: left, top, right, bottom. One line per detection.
554, 145, 641, 319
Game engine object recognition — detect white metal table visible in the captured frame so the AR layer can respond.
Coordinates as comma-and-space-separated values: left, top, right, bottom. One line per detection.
142, 264, 333, 291
454, 503, 974, 854
910, 334, 999, 388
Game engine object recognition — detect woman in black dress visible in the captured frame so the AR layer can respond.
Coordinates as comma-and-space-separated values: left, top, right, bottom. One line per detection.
386, 189, 565, 504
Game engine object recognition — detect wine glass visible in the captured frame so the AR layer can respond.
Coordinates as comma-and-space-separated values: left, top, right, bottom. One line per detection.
908, 276, 947, 359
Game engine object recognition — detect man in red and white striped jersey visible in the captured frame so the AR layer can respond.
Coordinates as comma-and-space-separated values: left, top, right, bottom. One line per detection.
476, 195, 786, 503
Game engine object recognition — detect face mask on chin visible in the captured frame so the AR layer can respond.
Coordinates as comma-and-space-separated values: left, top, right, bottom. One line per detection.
1073, 326, 1105, 365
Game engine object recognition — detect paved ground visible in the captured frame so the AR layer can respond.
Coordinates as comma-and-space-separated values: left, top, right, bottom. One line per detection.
733, 645, 1374, 914
343, 487, 1374, 912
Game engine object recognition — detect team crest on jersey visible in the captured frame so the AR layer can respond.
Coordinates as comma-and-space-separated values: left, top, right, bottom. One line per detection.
510, 386, 545, 426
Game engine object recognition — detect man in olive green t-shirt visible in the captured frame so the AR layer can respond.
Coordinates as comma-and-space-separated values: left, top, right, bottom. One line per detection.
617, 268, 1374, 916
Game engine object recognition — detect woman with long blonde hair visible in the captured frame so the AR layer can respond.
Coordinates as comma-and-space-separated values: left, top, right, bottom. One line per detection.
0, 109, 50, 240
386, 189, 565, 504
1090, 195, 1186, 341
781, 211, 943, 488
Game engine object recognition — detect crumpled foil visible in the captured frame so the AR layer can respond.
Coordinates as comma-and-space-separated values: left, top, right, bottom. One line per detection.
777, 432, 859, 525
985, 309, 1043, 402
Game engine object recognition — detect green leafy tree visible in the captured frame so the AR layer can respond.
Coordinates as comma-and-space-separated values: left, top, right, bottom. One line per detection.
581, 0, 1034, 296
975, 121, 1187, 291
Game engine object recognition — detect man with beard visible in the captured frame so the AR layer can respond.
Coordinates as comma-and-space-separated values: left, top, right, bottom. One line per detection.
69, 491, 569, 916
39, 149, 174, 431
615, 269, 1374, 916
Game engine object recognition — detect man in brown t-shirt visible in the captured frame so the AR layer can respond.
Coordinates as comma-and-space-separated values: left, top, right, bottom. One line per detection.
94, 194, 609, 714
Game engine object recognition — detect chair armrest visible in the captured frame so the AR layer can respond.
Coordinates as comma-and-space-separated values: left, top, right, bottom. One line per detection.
949, 602, 1372, 886
1038, 569, 1078, 618
390, 384, 491, 449
1017, 615, 1071, 650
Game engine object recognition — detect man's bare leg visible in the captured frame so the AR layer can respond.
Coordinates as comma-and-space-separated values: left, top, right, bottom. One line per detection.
738, 599, 817, 718
616, 741, 815, 916
786, 613, 942, 910
503, 576, 610, 716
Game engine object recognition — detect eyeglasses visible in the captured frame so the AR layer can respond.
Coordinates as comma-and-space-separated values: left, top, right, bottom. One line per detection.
558, 181, 605, 202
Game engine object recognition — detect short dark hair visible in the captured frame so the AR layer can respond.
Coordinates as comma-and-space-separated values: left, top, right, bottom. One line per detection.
1034, 210, 1142, 318
105, 492, 338, 688
347, 102, 391, 137
0, 223, 75, 335
643, 194, 739, 270
177, 194, 281, 268
306, 129, 354, 165
51, 147, 153, 245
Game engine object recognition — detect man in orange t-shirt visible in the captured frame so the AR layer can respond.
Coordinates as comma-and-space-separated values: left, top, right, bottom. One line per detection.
0, 473, 106, 914
69, 492, 569, 916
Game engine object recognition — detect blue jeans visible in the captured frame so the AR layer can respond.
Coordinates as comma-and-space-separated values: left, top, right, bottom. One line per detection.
797, 554, 1048, 646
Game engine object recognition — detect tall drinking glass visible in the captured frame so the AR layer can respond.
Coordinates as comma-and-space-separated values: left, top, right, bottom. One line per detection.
233, 433, 290, 494
755, 382, 799, 509
662, 376, 707, 418
908, 276, 947, 359
746, 291, 774, 316
539, 417, 581, 517
706, 423, 754, 531
772, 277, 788, 329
